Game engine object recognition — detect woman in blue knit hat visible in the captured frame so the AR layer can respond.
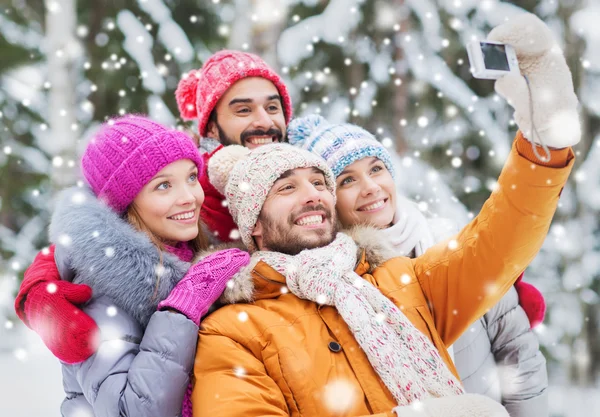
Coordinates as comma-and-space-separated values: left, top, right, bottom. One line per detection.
287, 114, 548, 417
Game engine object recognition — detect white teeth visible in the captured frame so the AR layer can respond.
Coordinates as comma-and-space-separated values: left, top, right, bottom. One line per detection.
361, 200, 385, 211
296, 215, 323, 226
248, 137, 274, 145
170, 211, 194, 220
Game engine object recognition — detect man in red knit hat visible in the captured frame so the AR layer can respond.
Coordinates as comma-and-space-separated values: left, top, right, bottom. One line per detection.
176, 50, 294, 243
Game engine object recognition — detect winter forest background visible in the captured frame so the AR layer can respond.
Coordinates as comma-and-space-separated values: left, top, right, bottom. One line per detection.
1, 0, 600, 415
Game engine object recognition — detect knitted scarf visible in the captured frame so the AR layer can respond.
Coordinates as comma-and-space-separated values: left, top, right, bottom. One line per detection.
256, 233, 464, 405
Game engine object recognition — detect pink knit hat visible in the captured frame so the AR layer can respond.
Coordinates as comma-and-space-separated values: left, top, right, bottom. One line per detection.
175, 50, 293, 137
82, 115, 204, 214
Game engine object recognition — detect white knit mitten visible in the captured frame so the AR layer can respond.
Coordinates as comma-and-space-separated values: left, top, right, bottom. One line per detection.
392, 394, 509, 417
487, 13, 580, 151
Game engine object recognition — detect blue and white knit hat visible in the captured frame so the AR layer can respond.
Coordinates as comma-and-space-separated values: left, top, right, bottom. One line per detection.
287, 114, 395, 179
208, 143, 336, 251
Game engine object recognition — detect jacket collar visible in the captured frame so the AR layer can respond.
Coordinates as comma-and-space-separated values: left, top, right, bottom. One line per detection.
219, 226, 395, 305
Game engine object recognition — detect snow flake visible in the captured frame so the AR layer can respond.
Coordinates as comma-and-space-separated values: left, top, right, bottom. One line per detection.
58, 234, 72, 247
317, 294, 328, 304
238, 182, 250, 192
71, 191, 86, 204
447, 239, 458, 250
5, 320, 13, 329
574, 170, 586, 182
417, 116, 429, 127
155, 264, 165, 277
238, 311, 249, 322
409, 400, 424, 412
375, 312, 386, 323
400, 274, 411, 285
46, 283, 57, 294
451, 157, 462, 168
233, 366, 246, 377
322, 379, 358, 413
52, 156, 64, 167
14, 348, 27, 362
353, 277, 364, 288
106, 306, 118, 317
104, 247, 115, 257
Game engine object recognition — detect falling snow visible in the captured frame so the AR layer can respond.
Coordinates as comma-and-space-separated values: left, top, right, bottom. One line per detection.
1, 1, 600, 416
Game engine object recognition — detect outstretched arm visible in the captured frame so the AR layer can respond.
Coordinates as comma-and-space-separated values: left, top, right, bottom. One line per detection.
414, 135, 573, 345
414, 13, 578, 345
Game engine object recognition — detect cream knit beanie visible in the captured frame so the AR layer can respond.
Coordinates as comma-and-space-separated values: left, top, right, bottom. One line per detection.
208, 143, 336, 251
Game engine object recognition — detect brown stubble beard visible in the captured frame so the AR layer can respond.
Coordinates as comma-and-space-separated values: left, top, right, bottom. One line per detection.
259, 204, 338, 255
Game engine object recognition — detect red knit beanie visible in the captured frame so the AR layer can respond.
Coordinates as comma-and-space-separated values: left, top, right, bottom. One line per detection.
175, 50, 293, 137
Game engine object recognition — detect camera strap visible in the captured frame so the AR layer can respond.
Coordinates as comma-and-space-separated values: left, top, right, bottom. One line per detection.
523, 75, 552, 162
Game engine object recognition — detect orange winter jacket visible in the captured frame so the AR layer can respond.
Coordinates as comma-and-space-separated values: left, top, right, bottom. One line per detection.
192, 134, 574, 417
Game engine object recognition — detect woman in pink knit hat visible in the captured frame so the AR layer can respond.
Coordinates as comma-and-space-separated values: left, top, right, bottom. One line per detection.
22, 114, 249, 417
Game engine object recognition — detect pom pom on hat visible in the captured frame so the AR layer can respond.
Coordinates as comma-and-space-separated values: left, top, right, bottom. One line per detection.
208, 145, 251, 195
288, 114, 330, 147
175, 70, 202, 120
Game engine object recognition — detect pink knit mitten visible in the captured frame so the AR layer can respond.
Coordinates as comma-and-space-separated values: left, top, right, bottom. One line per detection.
514, 273, 546, 329
158, 248, 250, 325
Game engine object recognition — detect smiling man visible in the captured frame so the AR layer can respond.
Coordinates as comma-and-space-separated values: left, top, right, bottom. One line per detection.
176, 50, 293, 243
193, 115, 574, 415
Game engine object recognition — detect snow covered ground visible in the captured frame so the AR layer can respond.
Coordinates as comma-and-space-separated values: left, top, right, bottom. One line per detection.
0, 323, 598, 417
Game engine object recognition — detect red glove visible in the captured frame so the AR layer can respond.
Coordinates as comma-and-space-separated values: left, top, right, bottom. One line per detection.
199, 146, 240, 242
14, 245, 99, 363
514, 272, 546, 329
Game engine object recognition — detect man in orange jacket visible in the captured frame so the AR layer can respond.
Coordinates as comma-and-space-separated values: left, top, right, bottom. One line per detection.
192, 14, 577, 417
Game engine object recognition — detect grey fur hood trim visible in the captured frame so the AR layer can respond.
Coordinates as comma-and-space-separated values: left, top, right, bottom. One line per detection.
48, 186, 190, 328
218, 227, 398, 305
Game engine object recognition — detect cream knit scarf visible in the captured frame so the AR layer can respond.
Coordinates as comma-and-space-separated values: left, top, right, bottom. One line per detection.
256, 233, 464, 405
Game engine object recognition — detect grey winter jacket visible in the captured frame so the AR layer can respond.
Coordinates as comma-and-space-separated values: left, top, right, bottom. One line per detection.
453, 286, 548, 417
49, 187, 198, 417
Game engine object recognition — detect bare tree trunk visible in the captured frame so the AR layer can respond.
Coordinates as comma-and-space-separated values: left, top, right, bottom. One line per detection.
44, 0, 79, 189
393, 0, 409, 154
228, 0, 254, 51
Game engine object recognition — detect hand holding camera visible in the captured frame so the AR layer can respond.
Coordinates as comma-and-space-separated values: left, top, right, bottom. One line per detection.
468, 14, 580, 153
